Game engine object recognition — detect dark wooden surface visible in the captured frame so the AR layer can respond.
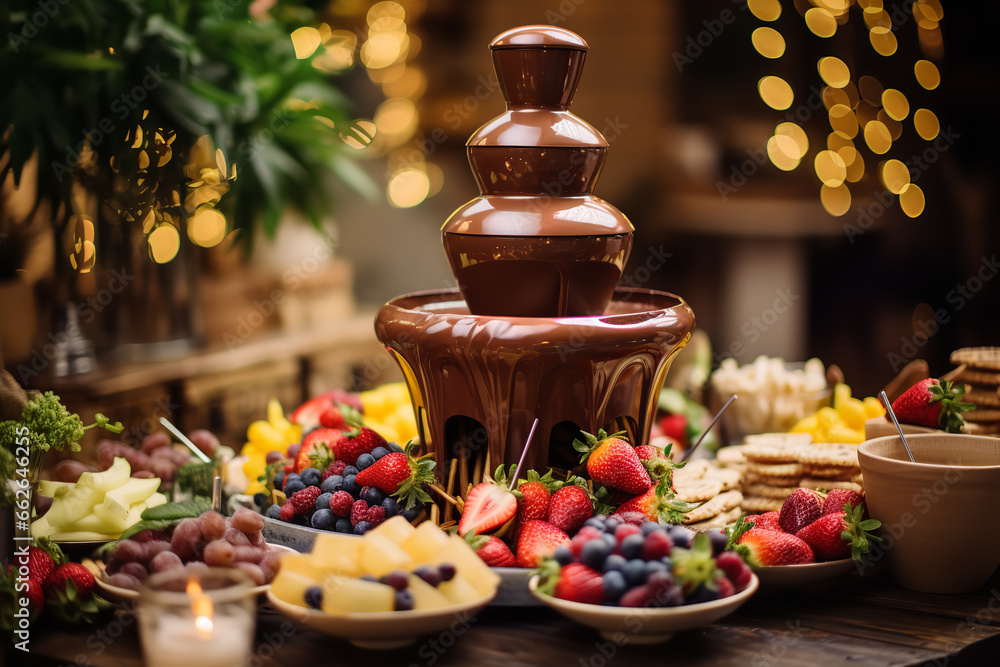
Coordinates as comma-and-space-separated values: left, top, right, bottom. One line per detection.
14, 568, 1000, 667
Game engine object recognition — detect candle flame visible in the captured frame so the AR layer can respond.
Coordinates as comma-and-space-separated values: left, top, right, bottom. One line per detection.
187, 577, 214, 639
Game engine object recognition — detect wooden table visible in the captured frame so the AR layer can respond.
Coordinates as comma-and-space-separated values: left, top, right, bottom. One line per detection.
15, 567, 1000, 667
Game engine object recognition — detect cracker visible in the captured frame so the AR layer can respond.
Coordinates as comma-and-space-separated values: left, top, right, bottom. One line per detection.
744, 432, 814, 446
704, 468, 742, 491
675, 478, 724, 503
798, 445, 859, 468
961, 421, 1000, 436
744, 483, 798, 499
674, 459, 710, 483
963, 408, 1000, 423
963, 385, 1000, 408
951, 347, 1000, 371
799, 477, 863, 493
741, 495, 784, 512
743, 472, 800, 487
952, 367, 1000, 386
806, 464, 862, 479
683, 490, 743, 524
742, 442, 804, 464
715, 444, 750, 467
745, 461, 805, 477
686, 507, 742, 532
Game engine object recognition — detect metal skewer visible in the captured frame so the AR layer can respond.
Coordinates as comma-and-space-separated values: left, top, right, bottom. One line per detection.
159, 417, 212, 464
682, 393, 738, 462
212, 476, 223, 513
511, 418, 540, 483
880, 391, 916, 463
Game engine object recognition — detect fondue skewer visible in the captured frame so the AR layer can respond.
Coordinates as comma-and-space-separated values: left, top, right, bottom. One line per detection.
159, 417, 212, 464
511, 418, 541, 484
681, 394, 738, 462
880, 391, 916, 463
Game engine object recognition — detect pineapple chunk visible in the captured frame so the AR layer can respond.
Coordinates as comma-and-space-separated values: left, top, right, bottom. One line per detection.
320, 575, 395, 614
312, 533, 364, 576
401, 520, 449, 563
368, 515, 416, 545
360, 532, 413, 577
279, 553, 328, 581
438, 572, 482, 605
430, 535, 500, 597
271, 570, 319, 607
406, 574, 450, 610
102, 477, 160, 519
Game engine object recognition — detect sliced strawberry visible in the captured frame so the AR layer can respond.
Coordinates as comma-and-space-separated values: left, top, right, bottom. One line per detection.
459, 474, 517, 537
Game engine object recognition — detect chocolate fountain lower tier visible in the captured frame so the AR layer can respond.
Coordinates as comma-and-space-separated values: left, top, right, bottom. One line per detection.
374, 287, 695, 473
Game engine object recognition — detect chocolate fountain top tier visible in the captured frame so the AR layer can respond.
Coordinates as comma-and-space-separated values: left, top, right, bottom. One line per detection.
489, 25, 589, 110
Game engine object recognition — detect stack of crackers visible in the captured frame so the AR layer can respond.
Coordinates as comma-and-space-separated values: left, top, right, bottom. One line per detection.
950, 347, 1000, 437
671, 460, 743, 531
725, 433, 864, 513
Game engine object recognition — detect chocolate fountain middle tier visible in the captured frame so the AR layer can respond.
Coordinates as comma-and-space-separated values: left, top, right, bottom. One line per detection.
374, 287, 695, 473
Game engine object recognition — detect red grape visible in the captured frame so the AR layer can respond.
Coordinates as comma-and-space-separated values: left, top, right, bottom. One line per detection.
259, 551, 281, 582
141, 432, 172, 454
203, 540, 235, 567
170, 519, 202, 559
120, 562, 148, 581
199, 511, 227, 541
108, 573, 142, 591
54, 459, 93, 483
246, 530, 265, 547
230, 507, 264, 534
188, 430, 220, 457
142, 540, 171, 563
150, 551, 184, 573
114, 539, 144, 563
265, 451, 284, 465
224, 527, 251, 547
234, 562, 265, 586
232, 546, 265, 564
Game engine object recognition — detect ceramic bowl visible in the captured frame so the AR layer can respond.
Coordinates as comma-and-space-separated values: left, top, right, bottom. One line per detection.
266, 588, 496, 649
528, 574, 757, 644
754, 558, 857, 587
858, 433, 1000, 593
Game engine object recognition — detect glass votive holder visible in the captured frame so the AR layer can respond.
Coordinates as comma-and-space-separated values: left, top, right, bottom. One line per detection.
138, 567, 256, 667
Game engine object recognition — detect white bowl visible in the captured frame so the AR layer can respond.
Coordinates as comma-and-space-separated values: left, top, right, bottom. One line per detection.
266, 588, 496, 649
528, 573, 758, 644
754, 558, 857, 587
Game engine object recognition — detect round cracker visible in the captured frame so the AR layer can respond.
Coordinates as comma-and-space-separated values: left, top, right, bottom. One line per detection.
744, 432, 814, 446
798, 445, 859, 468
951, 347, 1000, 371
963, 385, 1000, 408
799, 477, 863, 493
743, 483, 798, 499
961, 421, 1000, 436
963, 407, 1000, 423
682, 490, 743, 524
953, 367, 1000, 386
806, 464, 862, 479
741, 495, 784, 512
742, 442, 804, 463
704, 468, 743, 491
686, 507, 743, 532
745, 461, 805, 477
715, 444, 750, 467
675, 478, 724, 503
743, 472, 801, 487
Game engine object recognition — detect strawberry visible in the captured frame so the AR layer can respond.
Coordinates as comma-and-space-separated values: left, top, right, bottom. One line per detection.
46, 563, 95, 598
612, 480, 695, 524
749, 511, 781, 532
822, 489, 864, 517
634, 444, 665, 461
296, 428, 341, 472
355, 441, 436, 510
514, 469, 558, 533
778, 488, 824, 535
891, 378, 975, 432
553, 563, 604, 604
735, 528, 815, 566
658, 413, 688, 446
573, 429, 652, 494
465, 534, 516, 567
671, 533, 718, 592
24, 577, 45, 617
289, 394, 336, 431
25, 545, 57, 583
334, 427, 387, 466
796, 504, 882, 561
546, 485, 593, 534
458, 466, 518, 537
319, 403, 363, 429
515, 520, 570, 568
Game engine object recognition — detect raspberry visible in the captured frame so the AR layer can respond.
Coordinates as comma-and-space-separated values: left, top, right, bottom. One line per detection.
366, 505, 386, 527
715, 577, 736, 598
289, 486, 322, 515
715, 551, 754, 592
350, 499, 369, 527
330, 490, 354, 517
330, 460, 348, 476
279, 502, 296, 522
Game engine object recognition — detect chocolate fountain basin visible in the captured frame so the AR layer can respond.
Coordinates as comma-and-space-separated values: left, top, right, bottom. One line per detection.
375, 287, 695, 473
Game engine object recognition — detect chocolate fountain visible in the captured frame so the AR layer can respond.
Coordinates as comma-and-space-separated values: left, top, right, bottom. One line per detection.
375, 26, 695, 473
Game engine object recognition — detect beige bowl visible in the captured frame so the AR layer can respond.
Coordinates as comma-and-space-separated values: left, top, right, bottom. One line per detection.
858, 433, 1000, 593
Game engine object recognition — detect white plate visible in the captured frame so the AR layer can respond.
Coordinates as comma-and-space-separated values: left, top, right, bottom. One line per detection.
529, 573, 758, 644
95, 544, 296, 603
266, 587, 495, 649
754, 558, 857, 587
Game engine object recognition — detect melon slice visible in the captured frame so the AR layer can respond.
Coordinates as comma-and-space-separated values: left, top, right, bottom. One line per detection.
78, 457, 131, 492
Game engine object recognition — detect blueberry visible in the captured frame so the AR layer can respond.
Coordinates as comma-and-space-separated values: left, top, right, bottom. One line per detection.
602, 570, 627, 603
311, 509, 336, 530
342, 474, 361, 497
602, 554, 627, 573
620, 533, 645, 560
286, 472, 301, 483
362, 486, 386, 506
304, 586, 323, 609
667, 525, 693, 549
353, 520, 372, 535
583, 517, 607, 531
622, 559, 648, 587
644, 560, 669, 577
394, 589, 414, 611
300, 467, 322, 487
283, 480, 306, 495
356, 453, 376, 470
265, 504, 281, 519
388, 442, 404, 454
381, 497, 400, 518
604, 517, 622, 532
320, 475, 343, 494
686, 584, 719, 605
334, 518, 352, 533
253, 492, 267, 507
401, 504, 422, 522
414, 565, 442, 587
581, 539, 613, 570
553, 545, 574, 567
660, 556, 673, 571
380, 571, 409, 591
273, 472, 284, 490
315, 492, 333, 512
707, 529, 729, 556
600, 533, 617, 549
343, 465, 359, 477
371, 447, 391, 460
640, 521, 662, 536
439, 563, 456, 582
